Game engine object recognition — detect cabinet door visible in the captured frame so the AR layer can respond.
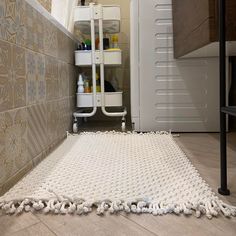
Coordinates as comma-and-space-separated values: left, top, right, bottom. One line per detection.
138, 0, 220, 132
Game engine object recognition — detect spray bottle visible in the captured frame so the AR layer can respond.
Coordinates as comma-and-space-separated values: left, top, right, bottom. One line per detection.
77, 74, 84, 93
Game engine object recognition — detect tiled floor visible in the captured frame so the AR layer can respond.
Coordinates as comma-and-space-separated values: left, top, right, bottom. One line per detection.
0, 125, 236, 236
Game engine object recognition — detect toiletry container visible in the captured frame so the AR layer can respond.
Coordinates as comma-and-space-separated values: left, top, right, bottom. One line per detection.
111, 35, 119, 49
78, 74, 84, 93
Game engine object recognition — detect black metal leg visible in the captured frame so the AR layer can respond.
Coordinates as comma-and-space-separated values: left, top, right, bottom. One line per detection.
218, 0, 230, 196
218, 112, 230, 195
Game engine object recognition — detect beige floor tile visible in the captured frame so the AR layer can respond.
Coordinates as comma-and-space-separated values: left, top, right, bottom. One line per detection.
175, 133, 236, 205
9, 222, 56, 236
0, 213, 40, 235
36, 212, 157, 236
120, 213, 236, 236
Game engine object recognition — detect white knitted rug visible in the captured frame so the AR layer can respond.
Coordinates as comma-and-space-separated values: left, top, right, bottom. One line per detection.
0, 132, 235, 219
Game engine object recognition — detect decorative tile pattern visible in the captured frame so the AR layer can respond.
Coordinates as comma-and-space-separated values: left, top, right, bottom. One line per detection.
25, 2, 37, 51
0, 41, 26, 110
12, 44, 26, 108
37, 0, 51, 13
27, 103, 47, 159
68, 64, 77, 97
0, 40, 13, 112
58, 61, 69, 98
0, 113, 13, 186
35, 10, 44, 53
0, 0, 77, 192
26, 51, 46, 104
58, 98, 70, 136
46, 100, 59, 144
0, 0, 26, 46
36, 53, 46, 101
26, 50, 37, 105
57, 29, 67, 62
44, 21, 58, 58
45, 56, 58, 100
0, 108, 28, 186
57, 30, 75, 64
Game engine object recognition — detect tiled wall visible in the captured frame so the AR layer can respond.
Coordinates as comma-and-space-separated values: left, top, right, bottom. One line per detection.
37, 0, 51, 12
0, 0, 77, 194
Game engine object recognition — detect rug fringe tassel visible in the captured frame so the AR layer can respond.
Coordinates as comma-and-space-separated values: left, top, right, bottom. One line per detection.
0, 199, 235, 219
81, 131, 171, 136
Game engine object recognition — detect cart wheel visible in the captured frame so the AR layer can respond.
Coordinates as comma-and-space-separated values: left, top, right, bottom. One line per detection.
73, 122, 78, 133
121, 121, 126, 132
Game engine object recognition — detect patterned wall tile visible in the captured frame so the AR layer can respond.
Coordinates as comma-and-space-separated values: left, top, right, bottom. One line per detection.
0, 112, 12, 186
68, 64, 77, 97
0, 40, 13, 112
57, 30, 75, 64
12, 44, 26, 109
0, 40, 26, 112
35, 10, 45, 53
57, 29, 67, 63
44, 20, 58, 58
45, 55, 58, 100
37, 0, 51, 13
58, 61, 69, 98
0, 39, 11, 74
26, 49, 37, 105
27, 103, 47, 159
36, 53, 46, 102
46, 100, 59, 144
0, 0, 78, 191
67, 36, 76, 65
58, 98, 70, 136
0, 108, 28, 186
26, 50, 46, 104
0, 0, 26, 47
25, 2, 38, 51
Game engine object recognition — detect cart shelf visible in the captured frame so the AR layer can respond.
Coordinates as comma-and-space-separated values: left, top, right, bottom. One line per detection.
75, 49, 122, 66
76, 92, 123, 108
74, 5, 120, 34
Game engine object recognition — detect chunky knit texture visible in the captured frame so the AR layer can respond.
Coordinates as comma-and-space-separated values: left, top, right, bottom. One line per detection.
0, 132, 235, 218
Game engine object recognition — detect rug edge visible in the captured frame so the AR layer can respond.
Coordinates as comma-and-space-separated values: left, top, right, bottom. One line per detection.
1, 197, 236, 219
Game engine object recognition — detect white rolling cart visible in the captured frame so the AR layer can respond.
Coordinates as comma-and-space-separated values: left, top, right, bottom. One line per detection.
73, 3, 127, 133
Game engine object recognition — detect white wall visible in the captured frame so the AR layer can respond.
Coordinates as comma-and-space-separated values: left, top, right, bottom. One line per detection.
51, 0, 67, 26
51, 0, 77, 29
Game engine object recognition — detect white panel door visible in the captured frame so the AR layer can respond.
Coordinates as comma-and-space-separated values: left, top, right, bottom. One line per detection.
137, 0, 220, 132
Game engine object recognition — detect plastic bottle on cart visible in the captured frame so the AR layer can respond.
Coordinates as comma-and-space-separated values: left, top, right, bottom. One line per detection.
84, 80, 91, 93
91, 73, 101, 92
111, 35, 119, 49
77, 74, 84, 93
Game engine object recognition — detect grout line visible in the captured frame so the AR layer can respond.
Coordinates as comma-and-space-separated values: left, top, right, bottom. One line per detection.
7, 221, 41, 235
39, 220, 58, 236
34, 214, 60, 236
119, 213, 160, 236
0, 96, 75, 116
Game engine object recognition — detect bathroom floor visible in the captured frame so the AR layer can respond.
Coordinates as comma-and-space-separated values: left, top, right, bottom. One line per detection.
0, 127, 236, 236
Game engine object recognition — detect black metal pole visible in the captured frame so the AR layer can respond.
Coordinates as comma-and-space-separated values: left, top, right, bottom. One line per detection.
218, 0, 230, 195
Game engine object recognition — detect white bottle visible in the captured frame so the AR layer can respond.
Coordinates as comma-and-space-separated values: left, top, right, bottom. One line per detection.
77, 74, 84, 93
